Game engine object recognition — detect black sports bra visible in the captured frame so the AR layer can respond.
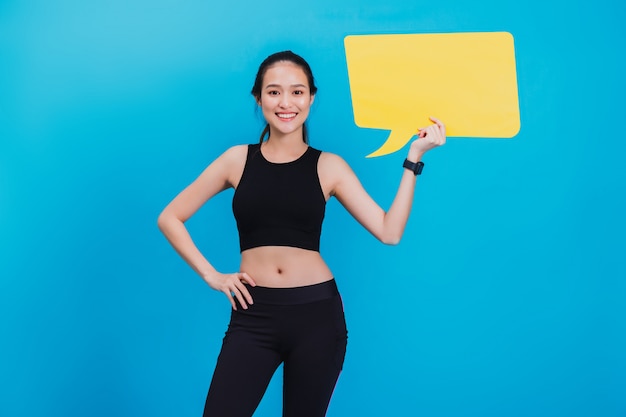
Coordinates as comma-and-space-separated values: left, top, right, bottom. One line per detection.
232, 144, 326, 252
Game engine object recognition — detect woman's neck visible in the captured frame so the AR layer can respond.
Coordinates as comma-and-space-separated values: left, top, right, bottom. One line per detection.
268, 125, 304, 143
262, 131, 308, 163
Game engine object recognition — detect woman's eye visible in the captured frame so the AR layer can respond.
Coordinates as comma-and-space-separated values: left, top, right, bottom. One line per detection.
268, 91, 279, 96
293, 90, 303, 95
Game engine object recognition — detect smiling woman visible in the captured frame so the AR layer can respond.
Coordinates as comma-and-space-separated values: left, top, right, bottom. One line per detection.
157, 50, 445, 417
251, 51, 318, 146
257, 62, 315, 144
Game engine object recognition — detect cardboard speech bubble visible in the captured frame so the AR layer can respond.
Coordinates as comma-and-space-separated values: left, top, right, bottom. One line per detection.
344, 32, 520, 157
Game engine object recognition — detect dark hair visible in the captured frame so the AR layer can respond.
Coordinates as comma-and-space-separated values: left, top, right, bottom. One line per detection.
251, 51, 318, 144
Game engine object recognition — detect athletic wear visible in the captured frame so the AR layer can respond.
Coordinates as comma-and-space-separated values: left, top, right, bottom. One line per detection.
203, 280, 348, 417
232, 144, 326, 252
205, 144, 346, 417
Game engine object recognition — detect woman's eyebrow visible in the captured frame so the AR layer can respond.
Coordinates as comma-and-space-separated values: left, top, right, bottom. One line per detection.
264, 83, 307, 89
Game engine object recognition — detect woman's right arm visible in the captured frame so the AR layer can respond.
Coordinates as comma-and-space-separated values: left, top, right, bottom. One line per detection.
157, 145, 256, 310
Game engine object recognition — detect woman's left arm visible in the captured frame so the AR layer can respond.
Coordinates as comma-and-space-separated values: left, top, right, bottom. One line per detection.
324, 117, 445, 244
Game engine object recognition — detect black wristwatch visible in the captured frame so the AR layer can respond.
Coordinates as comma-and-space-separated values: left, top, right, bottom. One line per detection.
403, 159, 424, 175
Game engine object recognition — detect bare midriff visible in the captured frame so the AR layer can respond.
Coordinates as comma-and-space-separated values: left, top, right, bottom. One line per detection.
239, 246, 333, 288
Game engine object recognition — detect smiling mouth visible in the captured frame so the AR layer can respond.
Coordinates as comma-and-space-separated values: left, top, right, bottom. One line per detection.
276, 112, 297, 120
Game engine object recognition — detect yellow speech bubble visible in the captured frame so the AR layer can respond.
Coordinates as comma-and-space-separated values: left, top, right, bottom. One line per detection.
344, 32, 520, 157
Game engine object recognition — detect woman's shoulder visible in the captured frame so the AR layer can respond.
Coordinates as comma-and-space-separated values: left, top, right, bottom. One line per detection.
219, 144, 254, 161
225, 143, 253, 153
318, 150, 349, 167
208, 144, 256, 188
317, 150, 353, 178
206, 144, 253, 175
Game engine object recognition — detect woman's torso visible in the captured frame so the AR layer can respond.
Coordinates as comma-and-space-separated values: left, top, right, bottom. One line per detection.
230, 143, 335, 288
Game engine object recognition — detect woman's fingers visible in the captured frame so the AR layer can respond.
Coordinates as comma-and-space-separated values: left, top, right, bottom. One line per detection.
234, 274, 254, 308
430, 116, 446, 144
239, 272, 256, 287
225, 291, 237, 311
418, 118, 446, 144
223, 272, 255, 310
429, 116, 445, 131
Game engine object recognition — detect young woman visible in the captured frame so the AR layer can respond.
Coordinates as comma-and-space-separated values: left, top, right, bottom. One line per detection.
157, 50, 445, 417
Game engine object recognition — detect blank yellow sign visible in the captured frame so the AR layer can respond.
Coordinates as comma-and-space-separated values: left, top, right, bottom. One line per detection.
344, 32, 520, 157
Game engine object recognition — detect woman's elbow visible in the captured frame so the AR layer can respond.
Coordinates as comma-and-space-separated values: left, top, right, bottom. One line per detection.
380, 233, 402, 246
157, 211, 175, 232
156, 212, 166, 231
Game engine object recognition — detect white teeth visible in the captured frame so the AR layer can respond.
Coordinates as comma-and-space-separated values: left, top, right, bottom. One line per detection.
277, 113, 296, 119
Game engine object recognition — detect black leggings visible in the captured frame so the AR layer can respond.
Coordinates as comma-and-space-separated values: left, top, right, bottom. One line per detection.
203, 279, 348, 417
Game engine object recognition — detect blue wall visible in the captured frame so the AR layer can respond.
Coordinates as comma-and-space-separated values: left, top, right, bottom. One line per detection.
1, 1, 624, 416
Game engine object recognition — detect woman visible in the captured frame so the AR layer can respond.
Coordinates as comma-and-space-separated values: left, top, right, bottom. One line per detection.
157, 50, 445, 417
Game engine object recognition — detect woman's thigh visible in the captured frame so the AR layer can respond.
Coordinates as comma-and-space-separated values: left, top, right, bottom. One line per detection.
282, 295, 348, 417
203, 309, 282, 417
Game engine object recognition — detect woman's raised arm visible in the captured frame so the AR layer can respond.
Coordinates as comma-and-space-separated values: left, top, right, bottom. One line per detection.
322, 117, 445, 244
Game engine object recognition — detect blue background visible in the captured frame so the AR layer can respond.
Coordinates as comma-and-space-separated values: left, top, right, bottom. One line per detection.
1, 1, 625, 416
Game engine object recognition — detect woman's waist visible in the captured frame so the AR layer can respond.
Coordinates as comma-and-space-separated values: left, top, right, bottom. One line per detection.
240, 246, 332, 287
242, 279, 339, 305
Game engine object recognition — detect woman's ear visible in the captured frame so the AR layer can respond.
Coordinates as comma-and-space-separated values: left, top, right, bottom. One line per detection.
310, 94, 315, 106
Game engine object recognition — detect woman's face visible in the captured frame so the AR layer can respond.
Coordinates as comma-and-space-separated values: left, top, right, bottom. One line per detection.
258, 61, 315, 139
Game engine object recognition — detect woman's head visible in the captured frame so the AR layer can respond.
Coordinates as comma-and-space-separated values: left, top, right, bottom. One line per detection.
252, 51, 317, 143
251, 51, 317, 101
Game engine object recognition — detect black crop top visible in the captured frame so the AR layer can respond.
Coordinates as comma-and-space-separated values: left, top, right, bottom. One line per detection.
232, 144, 326, 252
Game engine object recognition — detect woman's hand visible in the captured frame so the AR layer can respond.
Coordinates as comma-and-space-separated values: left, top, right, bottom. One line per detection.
205, 272, 256, 310
408, 117, 446, 159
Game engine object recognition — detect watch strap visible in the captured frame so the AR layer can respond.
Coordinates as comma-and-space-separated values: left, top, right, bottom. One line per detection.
403, 159, 424, 175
